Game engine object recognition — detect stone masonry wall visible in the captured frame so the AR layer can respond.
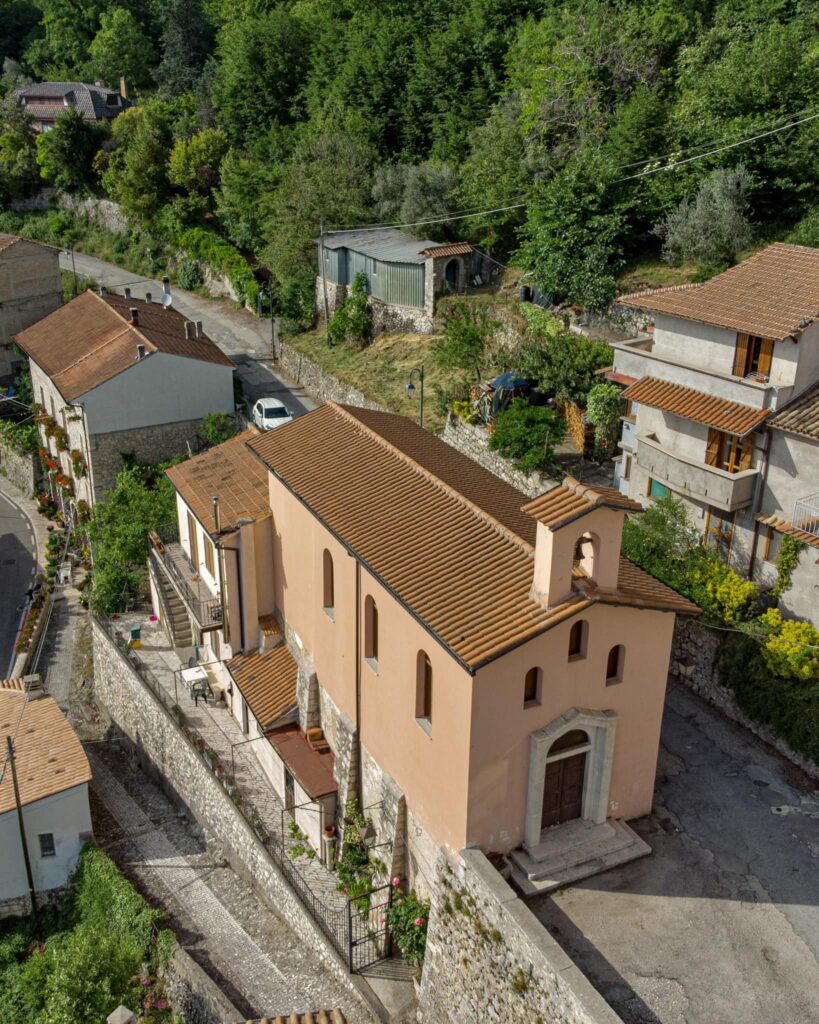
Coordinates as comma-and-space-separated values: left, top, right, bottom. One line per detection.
670, 617, 819, 781
276, 339, 385, 412
442, 415, 555, 498
90, 617, 378, 1021
90, 418, 206, 498
0, 441, 40, 496
418, 848, 623, 1024
161, 938, 243, 1024
56, 193, 129, 234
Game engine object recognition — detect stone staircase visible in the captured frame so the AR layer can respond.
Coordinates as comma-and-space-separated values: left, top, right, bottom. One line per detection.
150, 562, 193, 648
509, 818, 651, 897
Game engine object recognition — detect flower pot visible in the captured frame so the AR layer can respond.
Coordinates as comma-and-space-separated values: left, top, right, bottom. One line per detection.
324, 825, 336, 837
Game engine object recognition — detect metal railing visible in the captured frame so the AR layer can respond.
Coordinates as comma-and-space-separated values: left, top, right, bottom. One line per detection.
792, 493, 819, 537
149, 524, 222, 628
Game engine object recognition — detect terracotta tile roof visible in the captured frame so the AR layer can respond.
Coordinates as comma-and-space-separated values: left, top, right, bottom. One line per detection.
618, 243, 819, 340
755, 513, 819, 549
258, 615, 280, 637
16, 81, 131, 120
166, 430, 269, 537
226, 645, 297, 730
247, 404, 697, 670
0, 679, 25, 691
0, 692, 91, 815
419, 241, 473, 257
603, 369, 637, 386
622, 376, 771, 436
768, 381, 819, 440
15, 289, 233, 402
243, 1011, 346, 1023
522, 477, 643, 530
268, 724, 337, 800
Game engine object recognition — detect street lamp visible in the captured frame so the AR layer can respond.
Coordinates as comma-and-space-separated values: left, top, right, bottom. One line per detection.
405, 365, 425, 428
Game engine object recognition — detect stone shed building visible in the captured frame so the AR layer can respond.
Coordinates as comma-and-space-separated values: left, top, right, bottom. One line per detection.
16, 288, 235, 509
0, 234, 62, 382
316, 228, 472, 333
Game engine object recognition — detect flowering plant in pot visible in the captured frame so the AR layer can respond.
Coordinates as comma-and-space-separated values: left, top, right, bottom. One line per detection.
385, 879, 430, 971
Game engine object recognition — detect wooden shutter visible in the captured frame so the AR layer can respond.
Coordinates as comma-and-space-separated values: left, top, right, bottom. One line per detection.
733, 334, 750, 376
756, 338, 773, 380
705, 428, 721, 467
739, 435, 754, 470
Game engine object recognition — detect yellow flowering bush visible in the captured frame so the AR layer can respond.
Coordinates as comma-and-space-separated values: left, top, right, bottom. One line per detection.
690, 559, 759, 624
758, 609, 819, 682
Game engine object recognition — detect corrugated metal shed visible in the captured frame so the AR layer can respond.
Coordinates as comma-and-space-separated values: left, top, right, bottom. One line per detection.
320, 228, 439, 264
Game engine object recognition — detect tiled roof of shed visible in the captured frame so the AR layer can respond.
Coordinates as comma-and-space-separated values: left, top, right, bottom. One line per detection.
248, 404, 697, 671
166, 429, 269, 536
522, 478, 643, 529
15, 289, 233, 401
768, 381, 819, 440
622, 377, 771, 436
618, 243, 819, 340
419, 242, 473, 257
0, 692, 91, 815
226, 645, 297, 730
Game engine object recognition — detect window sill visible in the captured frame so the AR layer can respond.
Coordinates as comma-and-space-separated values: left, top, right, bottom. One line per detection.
415, 716, 432, 737
568, 652, 586, 663
523, 699, 541, 710
365, 657, 378, 675
605, 677, 622, 687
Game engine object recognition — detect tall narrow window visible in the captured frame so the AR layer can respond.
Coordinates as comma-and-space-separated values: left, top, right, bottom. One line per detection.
605, 645, 625, 685
568, 620, 588, 661
187, 511, 199, 570
364, 595, 378, 667
416, 651, 433, 731
523, 667, 542, 707
204, 536, 215, 577
323, 549, 334, 616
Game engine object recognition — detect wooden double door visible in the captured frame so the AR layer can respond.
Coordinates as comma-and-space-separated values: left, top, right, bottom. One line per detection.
541, 729, 588, 829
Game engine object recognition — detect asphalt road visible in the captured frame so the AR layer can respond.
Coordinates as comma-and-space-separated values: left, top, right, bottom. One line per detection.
533, 683, 819, 1024
0, 491, 37, 675
58, 250, 317, 419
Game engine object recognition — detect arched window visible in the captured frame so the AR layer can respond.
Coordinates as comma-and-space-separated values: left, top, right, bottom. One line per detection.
523, 667, 542, 707
322, 549, 334, 615
606, 644, 624, 685
416, 651, 433, 730
364, 595, 378, 666
568, 620, 588, 661
574, 532, 600, 580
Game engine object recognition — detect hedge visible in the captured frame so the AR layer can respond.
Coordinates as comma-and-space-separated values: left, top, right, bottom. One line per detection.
177, 226, 260, 309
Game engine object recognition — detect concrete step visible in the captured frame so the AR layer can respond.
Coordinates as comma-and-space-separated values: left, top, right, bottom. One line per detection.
509, 820, 651, 897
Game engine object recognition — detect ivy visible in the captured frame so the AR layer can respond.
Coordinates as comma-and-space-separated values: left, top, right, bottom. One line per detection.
585, 381, 624, 460
0, 417, 39, 456
770, 534, 806, 599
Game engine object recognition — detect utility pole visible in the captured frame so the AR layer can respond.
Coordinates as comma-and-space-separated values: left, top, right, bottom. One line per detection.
319, 216, 330, 327
7, 736, 37, 919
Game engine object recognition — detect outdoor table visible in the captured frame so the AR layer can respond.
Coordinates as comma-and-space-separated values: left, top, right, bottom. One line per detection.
181, 666, 210, 704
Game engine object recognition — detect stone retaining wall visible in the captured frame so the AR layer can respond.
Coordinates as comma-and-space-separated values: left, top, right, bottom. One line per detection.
56, 194, 129, 235
275, 339, 384, 411
0, 442, 40, 496
161, 938, 243, 1024
670, 617, 819, 781
90, 617, 379, 1022
91, 419, 206, 498
418, 848, 623, 1024
441, 416, 555, 497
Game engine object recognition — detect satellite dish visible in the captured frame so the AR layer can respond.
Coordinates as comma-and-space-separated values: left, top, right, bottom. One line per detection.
160, 292, 173, 308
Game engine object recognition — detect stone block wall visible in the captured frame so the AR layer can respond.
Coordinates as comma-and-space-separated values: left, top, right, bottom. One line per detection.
56, 193, 128, 234
90, 617, 378, 1021
0, 442, 40, 496
418, 848, 623, 1024
161, 938, 243, 1024
276, 339, 384, 412
671, 618, 819, 781
441, 416, 555, 498
369, 298, 434, 336
90, 418, 206, 498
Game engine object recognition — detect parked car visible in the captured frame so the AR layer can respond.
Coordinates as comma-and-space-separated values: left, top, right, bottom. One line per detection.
251, 397, 294, 431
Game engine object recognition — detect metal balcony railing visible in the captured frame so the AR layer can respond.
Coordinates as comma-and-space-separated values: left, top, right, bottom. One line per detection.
792, 494, 819, 537
149, 523, 223, 628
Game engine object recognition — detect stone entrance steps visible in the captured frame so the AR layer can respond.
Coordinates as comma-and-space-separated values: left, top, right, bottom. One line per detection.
510, 818, 651, 897
151, 564, 193, 647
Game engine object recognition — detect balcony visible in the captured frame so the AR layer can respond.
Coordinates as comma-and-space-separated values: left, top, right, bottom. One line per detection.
792, 494, 819, 538
149, 523, 223, 629
635, 433, 758, 512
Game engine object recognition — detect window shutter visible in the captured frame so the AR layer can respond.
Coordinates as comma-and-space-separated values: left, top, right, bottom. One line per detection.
739, 435, 754, 470
705, 428, 721, 467
756, 338, 773, 380
733, 334, 750, 376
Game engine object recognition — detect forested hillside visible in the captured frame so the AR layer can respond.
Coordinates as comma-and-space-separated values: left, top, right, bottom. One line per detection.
1, 0, 818, 315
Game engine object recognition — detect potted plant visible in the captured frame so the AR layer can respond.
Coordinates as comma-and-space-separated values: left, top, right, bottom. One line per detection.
385, 880, 430, 988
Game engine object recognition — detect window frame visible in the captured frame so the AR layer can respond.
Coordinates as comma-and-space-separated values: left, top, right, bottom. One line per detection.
38, 832, 56, 858
415, 650, 433, 734
364, 595, 378, 671
322, 549, 335, 618
605, 644, 625, 685
568, 619, 588, 662
523, 666, 542, 708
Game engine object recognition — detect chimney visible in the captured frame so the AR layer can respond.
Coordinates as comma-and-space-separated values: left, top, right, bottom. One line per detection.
129, 307, 139, 324
136, 343, 146, 360
124, 286, 131, 299
94, 80, 104, 88
184, 321, 194, 340
162, 276, 171, 297
145, 292, 152, 304
100, 286, 108, 297
119, 76, 128, 100
195, 320, 203, 337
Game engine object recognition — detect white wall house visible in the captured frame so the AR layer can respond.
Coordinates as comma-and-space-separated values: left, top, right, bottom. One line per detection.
15, 288, 235, 510
0, 682, 92, 917
611, 243, 819, 622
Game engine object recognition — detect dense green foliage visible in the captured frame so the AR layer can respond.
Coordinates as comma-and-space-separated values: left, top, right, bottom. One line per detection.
1, 0, 817, 315
432, 300, 499, 382
585, 381, 624, 460
489, 398, 565, 472
517, 306, 612, 406
327, 272, 371, 348
0, 844, 171, 1024
200, 410, 237, 446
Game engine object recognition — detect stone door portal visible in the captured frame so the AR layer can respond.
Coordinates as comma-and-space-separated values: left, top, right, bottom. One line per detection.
541, 729, 588, 829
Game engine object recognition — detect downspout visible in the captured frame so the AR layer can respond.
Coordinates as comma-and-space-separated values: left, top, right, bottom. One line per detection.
747, 428, 772, 578
354, 557, 363, 807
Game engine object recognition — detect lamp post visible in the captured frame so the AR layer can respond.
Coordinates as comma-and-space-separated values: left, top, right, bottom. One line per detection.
405, 365, 425, 428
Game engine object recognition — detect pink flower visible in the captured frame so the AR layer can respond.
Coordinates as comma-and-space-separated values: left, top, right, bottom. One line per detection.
396, 898, 403, 905
140, 977, 151, 987
154, 999, 168, 1009
414, 917, 424, 926
391, 876, 401, 887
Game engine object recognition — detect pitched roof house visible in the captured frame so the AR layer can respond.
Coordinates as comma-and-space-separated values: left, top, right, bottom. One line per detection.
15, 81, 131, 132
0, 682, 92, 916
611, 242, 819, 625
15, 289, 235, 508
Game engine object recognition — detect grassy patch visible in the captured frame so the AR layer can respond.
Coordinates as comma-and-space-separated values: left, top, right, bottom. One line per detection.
618, 258, 700, 292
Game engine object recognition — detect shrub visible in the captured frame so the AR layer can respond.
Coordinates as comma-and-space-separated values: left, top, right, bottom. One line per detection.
327, 272, 371, 348
431, 300, 498, 380
178, 226, 259, 307
757, 609, 819, 682
385, 884, 430, 967
689, 558, 760, 624
585, 381, 624, 460
488, 398, 564, 472
176, 258, 203, 291
200, 411, 237, 446
770, 535, 806, 599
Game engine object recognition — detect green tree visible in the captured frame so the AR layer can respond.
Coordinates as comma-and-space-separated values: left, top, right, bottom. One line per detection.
517, 310, 612, 405
168, 127, 228, 194
102, 101, 174, 221
200, 410, 237, 445
432, 300, 498, 381
327, 271, 371, 347
23, 0, 108, 78
35, 106, 100, 192
0, 95, 38, 202
154, 0, 214, 97
585, 381, 624, 459
215, 147, 277, 252
489, 398, 565, 472
372, 160, 458, 228
88, 8, 158, 90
